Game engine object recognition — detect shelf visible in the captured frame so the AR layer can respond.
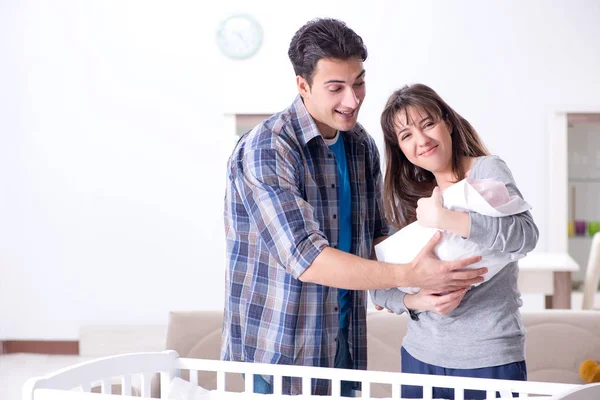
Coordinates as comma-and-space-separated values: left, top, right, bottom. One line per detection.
568, 178, 600, 183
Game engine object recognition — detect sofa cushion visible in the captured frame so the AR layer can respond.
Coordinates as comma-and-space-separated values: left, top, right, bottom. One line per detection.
165, 311, 244, 392
366, 310, 600, 389
523, 310, 600, 383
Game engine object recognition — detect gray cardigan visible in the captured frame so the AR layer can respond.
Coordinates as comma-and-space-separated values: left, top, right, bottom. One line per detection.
370, 155, 539, 369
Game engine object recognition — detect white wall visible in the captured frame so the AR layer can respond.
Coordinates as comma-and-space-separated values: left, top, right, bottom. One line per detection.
2, 0, 600, 339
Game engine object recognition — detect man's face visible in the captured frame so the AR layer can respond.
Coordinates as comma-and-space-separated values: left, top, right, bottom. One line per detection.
297, 57, 366, 139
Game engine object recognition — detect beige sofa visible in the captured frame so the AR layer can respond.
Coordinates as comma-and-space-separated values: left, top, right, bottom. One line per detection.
166, 310, 600, 398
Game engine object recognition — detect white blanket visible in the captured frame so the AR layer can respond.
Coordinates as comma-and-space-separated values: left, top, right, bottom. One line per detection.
374, 178, 531, 294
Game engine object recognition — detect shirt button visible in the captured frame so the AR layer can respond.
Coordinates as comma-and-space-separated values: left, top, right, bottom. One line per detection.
331, 184, 335, 188
334, 307, 339, 311
328, 154, 333, 158
333, 214, 337, 219
333, 245, 337, 249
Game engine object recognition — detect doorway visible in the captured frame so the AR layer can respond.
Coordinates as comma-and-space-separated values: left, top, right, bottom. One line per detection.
548, 112, 600, 291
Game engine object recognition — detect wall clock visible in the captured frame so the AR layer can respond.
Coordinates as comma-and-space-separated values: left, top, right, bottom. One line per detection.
216, 14, 263, 60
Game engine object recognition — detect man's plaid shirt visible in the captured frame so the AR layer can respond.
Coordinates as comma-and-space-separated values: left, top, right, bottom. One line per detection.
221, 95, 388, 395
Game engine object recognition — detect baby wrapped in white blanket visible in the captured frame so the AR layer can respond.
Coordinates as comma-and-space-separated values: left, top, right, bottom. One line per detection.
374, 178, 531, 294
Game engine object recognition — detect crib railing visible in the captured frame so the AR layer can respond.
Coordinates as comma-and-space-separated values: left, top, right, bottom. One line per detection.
23, 351, 177, 400
23, 350, 598, 400
175, 357, 579, 399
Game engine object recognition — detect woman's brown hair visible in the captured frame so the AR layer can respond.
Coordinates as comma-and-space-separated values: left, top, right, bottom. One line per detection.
380, 83, 490, 229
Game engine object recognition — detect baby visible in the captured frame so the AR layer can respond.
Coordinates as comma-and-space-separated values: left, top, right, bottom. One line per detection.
375, 177, 531, 294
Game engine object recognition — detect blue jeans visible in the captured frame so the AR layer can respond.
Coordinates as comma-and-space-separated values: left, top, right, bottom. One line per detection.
401, 347, 527, 399
252, 328, 355, 397
252, 374, 273, 394
334, 326, 356, 397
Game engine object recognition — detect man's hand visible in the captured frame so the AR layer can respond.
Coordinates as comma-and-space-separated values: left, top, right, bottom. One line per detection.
416, 187, 447, 229
407, 231, 486, 292
404, 288, 468, 315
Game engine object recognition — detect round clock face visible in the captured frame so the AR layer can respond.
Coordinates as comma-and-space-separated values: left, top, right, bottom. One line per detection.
216, 14, 263, 60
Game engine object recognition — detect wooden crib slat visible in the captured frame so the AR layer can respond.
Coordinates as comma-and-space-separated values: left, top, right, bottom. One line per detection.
331, 377, 341, 397
189, 369, 198, 386
361, 381, 370, 398
392, 383, 400, 398
216, 370, 225, 391
302, 376, 311, 395
140, 372, 152, 397
422, 384, 433, 400
454, 387, 464, 400
486, 389, 495, 398
120, 375, 132, 396
273, 375, 282, 395
244, 373, 253, 393
160, 369, 175, 399
100, 378, 112, 394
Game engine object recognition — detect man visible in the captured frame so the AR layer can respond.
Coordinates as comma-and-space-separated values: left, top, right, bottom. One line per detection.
222, 18, 486, 396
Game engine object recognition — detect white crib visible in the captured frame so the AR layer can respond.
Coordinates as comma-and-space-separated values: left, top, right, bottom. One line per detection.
22, 351, 600, 400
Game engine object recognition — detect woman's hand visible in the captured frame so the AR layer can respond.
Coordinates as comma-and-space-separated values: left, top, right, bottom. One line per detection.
416, 187, 447, 229
404, 288, 468, 315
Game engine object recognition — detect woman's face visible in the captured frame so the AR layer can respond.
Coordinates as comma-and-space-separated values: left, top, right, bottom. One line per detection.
395, 106, 453, 174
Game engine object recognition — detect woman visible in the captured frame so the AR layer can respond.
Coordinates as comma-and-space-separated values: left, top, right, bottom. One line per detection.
372, 83, 539, 399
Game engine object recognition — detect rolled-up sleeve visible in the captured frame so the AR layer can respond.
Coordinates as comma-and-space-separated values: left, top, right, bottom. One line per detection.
237, 147, 329, 279
370, 289, 409, 315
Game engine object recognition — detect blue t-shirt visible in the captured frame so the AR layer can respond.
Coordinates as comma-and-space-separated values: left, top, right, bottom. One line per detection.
326, 132, 352, 330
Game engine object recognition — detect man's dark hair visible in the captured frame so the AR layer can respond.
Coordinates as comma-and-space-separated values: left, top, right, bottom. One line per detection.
288, 18, 368, 86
